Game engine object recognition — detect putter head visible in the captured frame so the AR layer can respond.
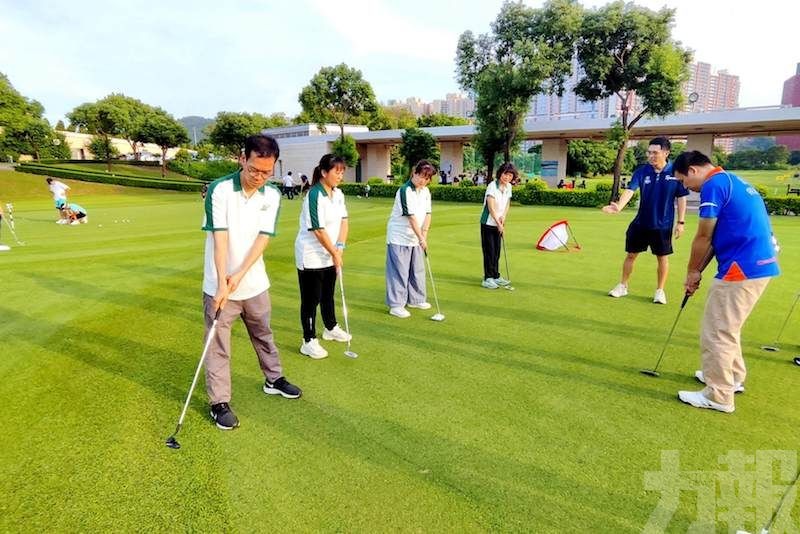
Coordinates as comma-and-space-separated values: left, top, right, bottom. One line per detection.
430, 313, 445, 322
165, 436, 181, 450
761, 345, 780, 352
344, 350, 358, 359
640, 369, 660, 378
793, 357, 800, 366
503, 285, 515, 291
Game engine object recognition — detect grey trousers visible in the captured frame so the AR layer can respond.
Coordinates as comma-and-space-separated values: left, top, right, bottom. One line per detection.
385, 243, 427, 307
202, 291, 283, 404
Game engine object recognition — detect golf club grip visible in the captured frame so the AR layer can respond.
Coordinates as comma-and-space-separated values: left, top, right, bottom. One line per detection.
680, 293, 690, 309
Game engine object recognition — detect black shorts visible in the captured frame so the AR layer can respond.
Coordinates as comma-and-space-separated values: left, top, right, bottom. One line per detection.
625, 225, 673, 256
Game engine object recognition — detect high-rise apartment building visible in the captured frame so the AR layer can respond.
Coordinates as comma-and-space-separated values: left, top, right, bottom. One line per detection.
776, 63, 800, 151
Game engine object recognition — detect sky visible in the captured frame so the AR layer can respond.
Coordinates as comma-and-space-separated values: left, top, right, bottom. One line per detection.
1, 0, 798, 125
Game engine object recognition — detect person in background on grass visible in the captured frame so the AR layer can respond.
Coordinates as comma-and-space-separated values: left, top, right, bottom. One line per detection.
201, 134, 302, 431
294, 154, 352, 359
385, 160, 435, 318
673, 150, 780, 413
47, 177, 70, 224
62, 202, 88, 225
480, 162, 516, 289
602, 137, 689, 305
282, 171, 295, 200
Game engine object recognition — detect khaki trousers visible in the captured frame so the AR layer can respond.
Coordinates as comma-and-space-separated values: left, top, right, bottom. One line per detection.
203, 291, 283, 404
700, 277, 770, 406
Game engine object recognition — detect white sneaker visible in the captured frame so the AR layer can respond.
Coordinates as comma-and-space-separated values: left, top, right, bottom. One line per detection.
322, 325, 352, 342
407, 302, 431, 310
389, 307, 410, 318
694, 370, 745, 394
70, 220, 80, 225
481, 278, 499, 289
299, 338, 328, 359
608, 283, 628, 298
56, 219, 68, 225
653, 288, 667, 304
678, 390, 735, 413
494, 277, 511, 286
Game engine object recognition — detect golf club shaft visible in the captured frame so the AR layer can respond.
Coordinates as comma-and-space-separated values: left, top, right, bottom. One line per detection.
650, 293, 690, 372
761, 467, 800, 533
771, 292, 799, 345
424, 251, 442, 316
3, 216, 22, 245
174, 310, 221, 430
502, 235, 511, 282
337, 269, 352, 350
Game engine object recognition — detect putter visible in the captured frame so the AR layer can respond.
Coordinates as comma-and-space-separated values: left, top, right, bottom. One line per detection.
640, 293, 691, 377
501, 235, 515, 291
165, 308, 223, 450
424, 251, 445, 321
337, 269, 358, 359
761, 292, 799, 352
794, 357, 800, 366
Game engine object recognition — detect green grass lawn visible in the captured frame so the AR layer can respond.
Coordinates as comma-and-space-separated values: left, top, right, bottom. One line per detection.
53, 162, 195, 181
1, 171, 798, 532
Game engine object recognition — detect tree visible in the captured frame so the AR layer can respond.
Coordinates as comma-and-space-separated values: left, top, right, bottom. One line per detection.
89, 136, 119, 160
416, 114, 470, 128
55, 120, 66, 131
68, 98, 132, 171
0, 72, 68, 161
207, 111, 287, 157
298, 63, 378, 139
399, 128, 440, 173
575, 1, 691, 200
456, 0, 583, 179
789, 150, 800, 166
331, 135, 360, 167
363, 105, 417, 131
139, 108, 190, 177
567, 140, 617, 176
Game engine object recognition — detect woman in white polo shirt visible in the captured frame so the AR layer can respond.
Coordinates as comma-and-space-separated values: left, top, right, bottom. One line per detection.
385, 160, 436, 318
295, 154, 352, 359
480, 162, 516, 289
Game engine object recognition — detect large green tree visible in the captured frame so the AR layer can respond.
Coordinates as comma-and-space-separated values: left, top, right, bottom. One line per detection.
575, 1, 691, 199
138, 108, 190, 177
0, 73, 69, 161
456, 0, 583, 179
68, 98, 131, 170
298, 63, 378, 139
207, 111, 288, 157
399, 128, 440, 174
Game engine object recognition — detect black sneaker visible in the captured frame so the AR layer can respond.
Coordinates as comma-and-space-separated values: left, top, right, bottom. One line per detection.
263, 377, 302, 399
210, 402, 239, 430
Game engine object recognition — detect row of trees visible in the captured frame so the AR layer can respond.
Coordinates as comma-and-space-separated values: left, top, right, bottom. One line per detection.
456, 0, 692, 199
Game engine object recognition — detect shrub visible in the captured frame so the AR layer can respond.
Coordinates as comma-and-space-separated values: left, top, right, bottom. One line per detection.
173, 148, 192, 162
754, 184, 769, 198
367, 177, 385, 185
763, 196, 800, 216
332, 135, 359, 167
168, 159, 239, 181
458, 179, 475, 187
15, 163, 203, 192
524, 178, 548, 191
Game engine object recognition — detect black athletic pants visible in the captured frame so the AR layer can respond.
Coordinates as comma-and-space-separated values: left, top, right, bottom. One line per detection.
298, 266, 337, 341
480, 224, 501, 280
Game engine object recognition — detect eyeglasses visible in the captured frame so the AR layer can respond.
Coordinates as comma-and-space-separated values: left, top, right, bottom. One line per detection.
246, 166, 273, 179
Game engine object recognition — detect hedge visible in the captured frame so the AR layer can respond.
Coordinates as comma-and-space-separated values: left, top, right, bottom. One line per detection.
15, 164, 203, 192
764, 196, 800, 215
35, 159, 162, 167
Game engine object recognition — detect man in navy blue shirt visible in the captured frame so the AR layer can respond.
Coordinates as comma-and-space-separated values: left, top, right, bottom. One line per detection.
673, 150, 779, 413
603, 137, 689, 304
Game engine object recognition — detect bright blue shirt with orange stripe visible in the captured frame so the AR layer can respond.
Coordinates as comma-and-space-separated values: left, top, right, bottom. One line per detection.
698, 168, 780, 281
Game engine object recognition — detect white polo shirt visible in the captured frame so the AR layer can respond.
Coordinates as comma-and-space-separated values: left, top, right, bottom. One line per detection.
480, 180, 512, 227
386, 180, 431, 246
295, 182, 348, 269
202, 172, 281, 301
49, 180, 69, 200
283, 174, 294, 187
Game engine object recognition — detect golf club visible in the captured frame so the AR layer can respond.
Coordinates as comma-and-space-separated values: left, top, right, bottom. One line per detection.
501, 235, 515, 291
640, 292, 691, 377
753, 466, 800, 534
337, 268, 358, 359
424, 250, 445, 321
165, 307, 222, 450
761, 292, 799, 352
794, 357, 800, 366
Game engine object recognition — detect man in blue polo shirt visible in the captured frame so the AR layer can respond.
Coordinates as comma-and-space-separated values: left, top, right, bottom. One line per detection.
603, 137, 689, 304
673, 150, 780, 413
